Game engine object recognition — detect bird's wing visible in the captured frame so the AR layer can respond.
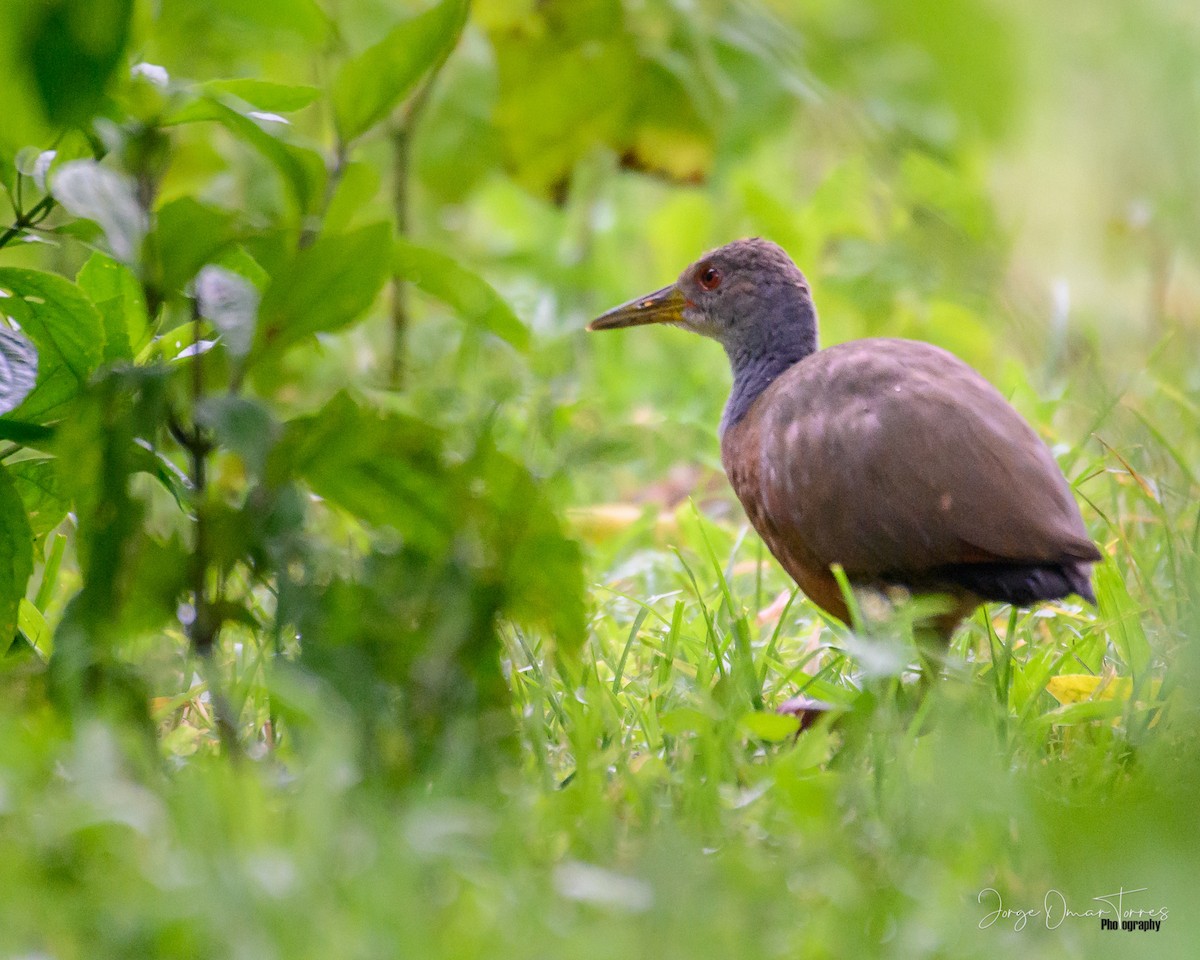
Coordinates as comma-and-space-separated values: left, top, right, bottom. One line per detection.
753, 340, 1099, 578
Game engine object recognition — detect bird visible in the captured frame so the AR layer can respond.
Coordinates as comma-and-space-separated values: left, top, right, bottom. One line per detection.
588, 238, 1101, 654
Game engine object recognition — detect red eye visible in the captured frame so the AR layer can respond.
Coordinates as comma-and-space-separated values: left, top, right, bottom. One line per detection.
698, 265, 722, 291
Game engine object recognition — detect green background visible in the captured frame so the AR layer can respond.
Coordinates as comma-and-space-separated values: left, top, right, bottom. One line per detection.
0, 0, 1196, 957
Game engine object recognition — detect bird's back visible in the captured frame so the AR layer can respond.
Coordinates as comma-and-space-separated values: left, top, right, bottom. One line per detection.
721, 338, 1099, 616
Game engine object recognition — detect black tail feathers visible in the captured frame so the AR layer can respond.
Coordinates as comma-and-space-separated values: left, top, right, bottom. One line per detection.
934, 559, 1096, 607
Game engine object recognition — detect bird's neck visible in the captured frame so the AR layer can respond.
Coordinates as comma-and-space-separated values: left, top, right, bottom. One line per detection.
720, 310, 817, 436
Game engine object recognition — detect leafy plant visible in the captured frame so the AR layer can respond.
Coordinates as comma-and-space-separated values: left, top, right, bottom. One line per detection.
0, 0, 583, 774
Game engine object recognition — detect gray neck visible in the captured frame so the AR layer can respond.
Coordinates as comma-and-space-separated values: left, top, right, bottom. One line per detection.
719, 303, 817, 436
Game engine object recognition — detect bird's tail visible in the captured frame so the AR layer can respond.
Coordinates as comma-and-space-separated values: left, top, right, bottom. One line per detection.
936, 560, 1097, 607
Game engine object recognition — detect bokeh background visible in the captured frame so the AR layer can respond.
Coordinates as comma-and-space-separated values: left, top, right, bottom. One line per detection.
0, 0, 1197, 957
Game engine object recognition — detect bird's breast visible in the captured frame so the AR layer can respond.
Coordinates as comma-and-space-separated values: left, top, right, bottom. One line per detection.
721, 403, 808, 560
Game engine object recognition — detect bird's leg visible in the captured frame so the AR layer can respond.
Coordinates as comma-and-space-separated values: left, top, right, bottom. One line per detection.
775, 585, 900, 731
857, 587, 958, 703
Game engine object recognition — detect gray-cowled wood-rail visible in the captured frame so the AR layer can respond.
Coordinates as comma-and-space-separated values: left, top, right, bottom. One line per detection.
589, 239, 1100, 646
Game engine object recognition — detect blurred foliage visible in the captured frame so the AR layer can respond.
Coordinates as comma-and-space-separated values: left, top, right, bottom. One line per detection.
0, 0, 591, 775
0, 0, 1197, 957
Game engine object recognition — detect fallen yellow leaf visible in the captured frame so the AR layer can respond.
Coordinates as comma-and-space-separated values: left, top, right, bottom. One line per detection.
1046, 673, 1161, 705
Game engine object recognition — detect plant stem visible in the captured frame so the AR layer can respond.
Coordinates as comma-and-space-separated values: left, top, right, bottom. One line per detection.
0, 195, 56, 251
300, 144, 348, 250
387, 31, 458, 389
388, 122, 412, 389
181, 303, 242, 759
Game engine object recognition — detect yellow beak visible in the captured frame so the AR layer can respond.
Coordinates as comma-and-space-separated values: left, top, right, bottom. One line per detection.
587, 284, 689, 331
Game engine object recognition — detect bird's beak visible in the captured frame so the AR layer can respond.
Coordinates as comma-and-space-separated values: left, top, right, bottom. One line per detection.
587, 284, 688, 331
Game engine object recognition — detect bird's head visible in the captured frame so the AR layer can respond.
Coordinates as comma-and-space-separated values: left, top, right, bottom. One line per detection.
587, 238, 818, 361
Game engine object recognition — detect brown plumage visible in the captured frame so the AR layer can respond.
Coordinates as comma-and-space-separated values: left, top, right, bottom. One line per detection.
589, 238, 1100, 639
721, 338, 1099, 629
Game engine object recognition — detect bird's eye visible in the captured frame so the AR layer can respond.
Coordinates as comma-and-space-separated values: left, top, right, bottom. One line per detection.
698, 265, 722, 291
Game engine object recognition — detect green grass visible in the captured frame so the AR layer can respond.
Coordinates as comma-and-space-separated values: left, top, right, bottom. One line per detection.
2, 409, 1195, 958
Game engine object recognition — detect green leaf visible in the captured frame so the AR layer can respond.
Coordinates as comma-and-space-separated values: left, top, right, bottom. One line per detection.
210, 245, 270, 291
77, 253, 147, 361
0, 421, 53, 445
660, 707, 715, 737
491, 32, 638, 195
203, 99, 325, 213
196, 396, 279, 477
7, 458, 69, 539
0, 269, 105, 423
0, 150, 16, 198
166, 99, 325, 214
119, 534, 192, 637
623, 57, 715, 184
203, 79, 322, 112
0, 465, 33, 645
151, 197, 238, 295
279, 392, 454, 548
128, 443, 189, 510
203, 0, 332, 43
279, 393, 585, 654
17, 598, 50, 658
471, 444, 585, 654
394, 239, 530, 351
1095, 560, 1153, 678
323, 161, 381, 234
1037, 699, 1141, 729
49, 366, 172, 635
256, 223, 391, 353
26, 0, 133, 126
332, 0, 468, 143
0, 3, 51, 154
740, 711, 801, 742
